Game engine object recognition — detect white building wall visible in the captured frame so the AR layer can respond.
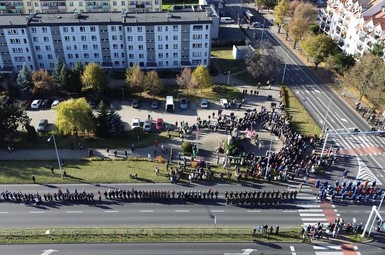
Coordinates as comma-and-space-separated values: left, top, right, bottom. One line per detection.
4, 28, 35, 70
108, 24, 125, 68
29, 26, 56, 70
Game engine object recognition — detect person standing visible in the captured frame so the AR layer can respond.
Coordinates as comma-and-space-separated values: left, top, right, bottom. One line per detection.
32, 175, 36, 184
50, 165, 54, 174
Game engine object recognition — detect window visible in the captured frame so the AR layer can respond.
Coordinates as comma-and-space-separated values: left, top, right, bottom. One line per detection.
14, 56, 25, 62
173, 35, 178, 40
94, 53, 100, 58
81, 36, 86, 41
158, 45, 163, 50
192, 52, 202, 57
80, 27, 85, 32
12, 48, 23, 53
35, 46, 41, 51
69, 1, 73, 6
137, 27, 142, 32
173, 25, 178, 31
127, 36, 133, 41
31, 28, 37, 33
158, 35, 162, 41
42, 27, 48, 33
173, 60, 178, 66
66, 45, 71, 50
33, 37, 38, 42
83, 53, 89, 58
45, 46, 51, 51
173, 44, 178, 49
114, 53, 119, 57
138, 36, 143, 41
158, 53, 163, 58
127, 27, 132, 32
90, 26, 96, 32
193, 34, 202, 40
43, 37, 49, 42
192, 43, 202, 48
113, 44, 118, 49
128, 45, 133, 50
79, 2, 83, 6
139, 53, 144, 58
192, 60, 202, 65
121, 1, 125, 5
10, 39, 21, 44
63, 27, 68, 32
93, 44, 98, 50
138, 45, 144, 50
112, 35, 117, 40
111, 26, 116, 32
83, 45, 88, 50
37, 54, 42, 60
157, 26, 162, 32
193, 25, 203, 31
128, 54, 134, 58
47, 54, 53, 59
113, 1, 117, 6
39, 63, 44, 68
91, 35, 97, 41
173, 52, 178, 57
64, 36, 70, 41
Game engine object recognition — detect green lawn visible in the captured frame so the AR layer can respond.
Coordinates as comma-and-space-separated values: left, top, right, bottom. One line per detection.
0, 158, 268, 184
282, 86, 322, 136
0, 227, 302, 243
211, 48, 245, 74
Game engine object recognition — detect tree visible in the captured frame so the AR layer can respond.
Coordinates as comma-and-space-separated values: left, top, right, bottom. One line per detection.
274, 0, 289, 34
31, 69, 56, 95
308, 24, 320, 35
369, 42, 385, 57
255, 0, 264, 11
300, 34, 336, 68
288, 2, 318, 48
81, 62, 108, 93
52, 56, 64, 84
263, 0, 278, 10
16, 64, 32, 94
144, 71, 163, 96
326, 52, 355, 74
0, 96, 30, 142
95, 101, 123, 138
125, 64, 145, 94
347, 54, 385, 100
70, 61, 84, 93
245, 42, 282, 79
191, 65, 212, 91
176, 67, 193, 93
59, 65, 70, 91
55, 98, 94, 136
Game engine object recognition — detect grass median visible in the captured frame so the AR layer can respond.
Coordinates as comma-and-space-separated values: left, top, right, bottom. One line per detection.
0, 227, 303, 244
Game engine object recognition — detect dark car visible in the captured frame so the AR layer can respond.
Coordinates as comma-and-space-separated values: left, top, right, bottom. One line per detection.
42, 99, 53, 109
132, 98, 140, 108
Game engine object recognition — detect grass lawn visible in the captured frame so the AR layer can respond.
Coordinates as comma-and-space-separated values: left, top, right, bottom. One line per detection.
0, 158, 269, 184
211, 48, 245, 74
281, 86, 322, 136
0, 227, 302, 243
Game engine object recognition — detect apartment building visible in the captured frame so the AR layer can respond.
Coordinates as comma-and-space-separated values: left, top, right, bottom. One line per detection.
320, 0, 385, 58
0, 10, 214, 73
0, 0, 162, 14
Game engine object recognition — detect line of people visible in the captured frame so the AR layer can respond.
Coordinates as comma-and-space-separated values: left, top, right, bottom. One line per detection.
224, 189, 298, 205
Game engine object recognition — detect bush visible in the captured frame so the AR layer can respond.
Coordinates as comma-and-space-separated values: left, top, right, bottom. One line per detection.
223, 138, 245, 156
25, 124, 37, 142
181, 141, 193, 154
211, 85, 227, 94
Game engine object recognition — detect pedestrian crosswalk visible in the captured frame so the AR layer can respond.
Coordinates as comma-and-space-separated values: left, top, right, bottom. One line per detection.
297, 204, 329, 226
331, 134, 385, 153
356, 156, 382, 185
312, 244, 361, 255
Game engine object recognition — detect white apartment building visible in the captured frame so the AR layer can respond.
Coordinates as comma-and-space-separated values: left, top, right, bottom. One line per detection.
0, 0, 161, 14
0, 11, 214, 73
320, 0, 385, 58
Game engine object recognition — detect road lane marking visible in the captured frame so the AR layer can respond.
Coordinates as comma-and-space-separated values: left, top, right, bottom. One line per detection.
301, 218, 327, 221
175, 210, 190, 213
29, 211, 45, 214
313, 245, 341, 250
104, 210, 118, 213
66, 211, 82, 213
140, 210, 154, 213
246, 210, 261, 213
298, 204, 321, 208
210, 210, 225, 213
298, 209, 323, 212
300, 213, 325, 217
283, 210, 297, 213
0, 212, 8, 214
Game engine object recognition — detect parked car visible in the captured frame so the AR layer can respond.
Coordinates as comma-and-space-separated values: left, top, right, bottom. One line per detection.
51, 99, 64, 108
220, 98, 229, 108
151, 100, 159, 109
251, 21, 262, 28
220, 17, 234, 24
132, 98, 140, 108
180, 97, 188, 110
31, 99, 43, 109
41, 99, 53, 109
143, 120, 152, 132
37, 119, 48, 132
201, 99, 209, 109
131, 118, 141, 129
156, 118, 164, 132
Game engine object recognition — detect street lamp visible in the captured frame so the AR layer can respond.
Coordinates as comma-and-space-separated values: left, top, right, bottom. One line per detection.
227, 71, 231, 85
47, 134, 63, 179
281, 59, 287, 84
320, 96, 333, 138
265, 135, 278, 180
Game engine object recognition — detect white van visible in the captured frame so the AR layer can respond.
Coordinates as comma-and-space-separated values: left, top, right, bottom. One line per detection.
220, 17, 234, 24
165, 96, 175, 112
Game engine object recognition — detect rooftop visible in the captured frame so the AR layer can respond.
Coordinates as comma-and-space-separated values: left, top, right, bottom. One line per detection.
0, 11, 213, 27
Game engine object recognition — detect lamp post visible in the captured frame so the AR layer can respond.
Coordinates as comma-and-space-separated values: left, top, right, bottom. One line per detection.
320, 96, 333, 138
265, 135, 277, 180
47, 134, 63, 179
281, 59, 287, 84
227, 71, 231, 85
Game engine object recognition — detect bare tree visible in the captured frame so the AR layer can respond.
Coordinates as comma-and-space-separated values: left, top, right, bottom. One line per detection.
176, 67, 192, 93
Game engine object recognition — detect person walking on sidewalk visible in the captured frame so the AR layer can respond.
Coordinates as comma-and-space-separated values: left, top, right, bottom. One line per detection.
32, 175, 36, 184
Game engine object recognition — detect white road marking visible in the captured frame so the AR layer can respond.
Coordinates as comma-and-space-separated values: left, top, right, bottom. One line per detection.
313, 245, 341, 250
246, 210, 261, 213
299, 204, 321, 208
66, 211, 82, 213
283, 210, 297, 213
300, 213, 325, 217
315, 252, 343, 255
211, 210, 225, 213
175, 210, 190, 213
301, 218, 327, 221
140, 210, 154, 213
0, 212, 8, 214
104, 210, 118, 213
298, 209, 323, 212
297, 196, 317, 199
290, 246, 295, 251
29, 211, 45, 214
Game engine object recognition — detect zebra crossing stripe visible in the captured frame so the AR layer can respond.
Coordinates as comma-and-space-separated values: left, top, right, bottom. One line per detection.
313, 245, 342, 250
356, 156, 382, 185
315, 252, 343, 255
298, 209, 323, 212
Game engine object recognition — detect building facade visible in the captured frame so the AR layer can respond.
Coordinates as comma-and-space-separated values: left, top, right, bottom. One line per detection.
320, 0, 385, 58
0, 0, 162, 14
0, 11, 214, 73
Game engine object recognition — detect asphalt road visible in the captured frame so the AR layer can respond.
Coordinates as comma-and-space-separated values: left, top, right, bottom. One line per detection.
0, 242, 375, 255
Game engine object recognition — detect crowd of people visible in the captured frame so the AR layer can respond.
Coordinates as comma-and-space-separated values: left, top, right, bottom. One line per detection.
0, 188, 94, 205
224, 189, 298, 205
315, 178, 384, 203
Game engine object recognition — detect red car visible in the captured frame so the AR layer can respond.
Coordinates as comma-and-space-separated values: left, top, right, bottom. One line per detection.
156, 118, 164, 132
